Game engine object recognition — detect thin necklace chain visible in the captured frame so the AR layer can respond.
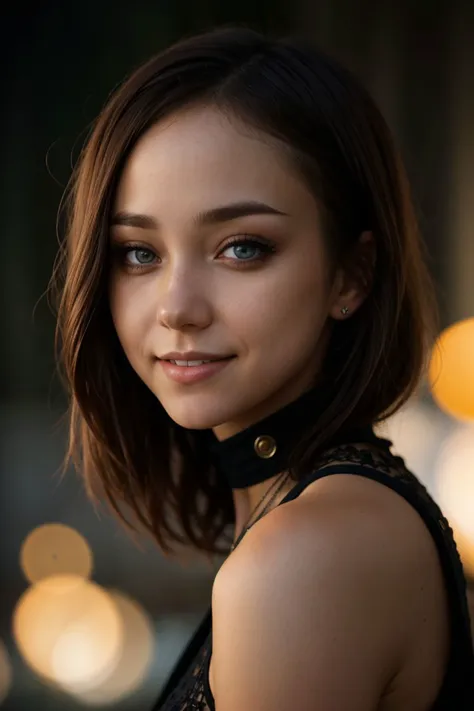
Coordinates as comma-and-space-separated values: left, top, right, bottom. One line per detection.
230, 470, 292, 551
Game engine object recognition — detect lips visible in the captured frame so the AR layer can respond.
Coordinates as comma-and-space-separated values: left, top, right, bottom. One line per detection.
158, 356, 235, 384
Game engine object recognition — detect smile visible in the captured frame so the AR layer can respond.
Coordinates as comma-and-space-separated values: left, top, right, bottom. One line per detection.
158, 357, 235, 384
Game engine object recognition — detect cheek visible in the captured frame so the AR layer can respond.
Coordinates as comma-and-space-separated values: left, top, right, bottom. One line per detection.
232, 261, 330, 352
108, 278, 150, 362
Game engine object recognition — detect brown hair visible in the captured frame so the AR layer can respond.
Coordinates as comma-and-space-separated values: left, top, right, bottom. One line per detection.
52, 26, 438, 559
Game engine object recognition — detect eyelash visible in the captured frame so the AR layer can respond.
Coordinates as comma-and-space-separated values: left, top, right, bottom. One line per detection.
111, 236, 277, 271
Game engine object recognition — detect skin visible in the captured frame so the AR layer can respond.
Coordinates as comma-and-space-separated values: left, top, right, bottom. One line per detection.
109, 104, 368, 535
109, 105, 450, 709
211, 471, 450, 711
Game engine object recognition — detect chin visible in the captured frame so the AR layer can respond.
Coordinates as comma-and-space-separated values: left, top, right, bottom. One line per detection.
157, 398, 231, 431
172, 415, 218, 430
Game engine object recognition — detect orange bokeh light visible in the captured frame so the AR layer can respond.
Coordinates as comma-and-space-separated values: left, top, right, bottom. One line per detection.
429, 318, 474, 421
20, 524, 93, 584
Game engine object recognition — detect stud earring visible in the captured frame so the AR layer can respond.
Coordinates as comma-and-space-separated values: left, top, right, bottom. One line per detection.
340, 306, 350, 315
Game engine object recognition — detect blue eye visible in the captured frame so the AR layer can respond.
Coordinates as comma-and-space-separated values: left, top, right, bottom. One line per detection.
111, 244, 157, 268
219, 237, 276, 263
127, 248, 155, 265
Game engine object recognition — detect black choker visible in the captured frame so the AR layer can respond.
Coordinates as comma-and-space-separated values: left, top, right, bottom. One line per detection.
201, 385, 384, 489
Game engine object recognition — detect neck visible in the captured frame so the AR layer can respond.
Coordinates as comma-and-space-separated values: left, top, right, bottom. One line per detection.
231, 473, 293, 547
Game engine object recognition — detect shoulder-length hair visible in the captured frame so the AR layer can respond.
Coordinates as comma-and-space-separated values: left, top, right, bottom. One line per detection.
52, 26, 438, 559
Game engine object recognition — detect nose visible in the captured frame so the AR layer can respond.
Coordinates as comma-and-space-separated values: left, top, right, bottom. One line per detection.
157, 266, 213, 331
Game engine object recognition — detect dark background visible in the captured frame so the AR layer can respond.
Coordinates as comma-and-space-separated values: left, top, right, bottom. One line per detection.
1, 1, 473, 709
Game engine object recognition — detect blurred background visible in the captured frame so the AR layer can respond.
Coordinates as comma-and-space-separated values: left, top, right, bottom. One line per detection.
1, 1, 473, 709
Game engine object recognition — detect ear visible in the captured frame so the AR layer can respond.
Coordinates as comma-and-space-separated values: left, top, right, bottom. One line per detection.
329, 231, 375, 321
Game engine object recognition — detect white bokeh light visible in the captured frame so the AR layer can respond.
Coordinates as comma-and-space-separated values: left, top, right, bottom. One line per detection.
376, 398, 444, 491
67, 590, 155, 706
434, 424, 474, 575
13, 575, 123, 690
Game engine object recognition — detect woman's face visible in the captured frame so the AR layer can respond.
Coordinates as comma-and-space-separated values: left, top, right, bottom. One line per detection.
109, 106, 350, 439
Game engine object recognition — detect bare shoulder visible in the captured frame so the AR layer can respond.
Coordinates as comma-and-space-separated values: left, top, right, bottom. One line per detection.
222, 470, 446, 602
211, 472, 449, 711
294, 470, 450, 612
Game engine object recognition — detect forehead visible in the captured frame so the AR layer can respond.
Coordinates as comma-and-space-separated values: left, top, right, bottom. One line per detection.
114, 106, 317, 219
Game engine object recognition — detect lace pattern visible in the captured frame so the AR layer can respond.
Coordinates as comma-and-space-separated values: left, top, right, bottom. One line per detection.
156, 629, 212, 711
313, 442, 458, 545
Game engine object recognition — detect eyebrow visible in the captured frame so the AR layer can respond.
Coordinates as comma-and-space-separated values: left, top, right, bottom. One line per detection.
110, 200, 289, 229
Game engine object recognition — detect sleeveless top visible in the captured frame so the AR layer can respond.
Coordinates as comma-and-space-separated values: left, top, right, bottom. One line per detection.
152, 438, 474, 710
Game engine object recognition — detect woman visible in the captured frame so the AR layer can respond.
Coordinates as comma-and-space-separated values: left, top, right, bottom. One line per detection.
53, 26, 474, 711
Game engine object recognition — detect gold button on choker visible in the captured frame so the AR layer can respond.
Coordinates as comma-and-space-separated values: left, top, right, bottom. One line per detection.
201, 384, 333, 489
254, 435, 277, 459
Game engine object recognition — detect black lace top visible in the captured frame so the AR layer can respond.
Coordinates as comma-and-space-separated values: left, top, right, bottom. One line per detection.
152, 439, 474, 710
